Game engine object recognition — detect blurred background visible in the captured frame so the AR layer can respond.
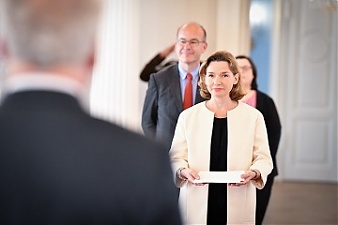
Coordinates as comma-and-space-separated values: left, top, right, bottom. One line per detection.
90, 0, 337, 184
0, 0, 337, 223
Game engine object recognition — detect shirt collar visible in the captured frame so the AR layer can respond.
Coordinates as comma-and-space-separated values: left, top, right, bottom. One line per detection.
178, 64, 200, 80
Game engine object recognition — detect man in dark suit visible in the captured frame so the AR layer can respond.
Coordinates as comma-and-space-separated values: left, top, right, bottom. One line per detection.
0, 0, 181, 224
142, 22, 207, 150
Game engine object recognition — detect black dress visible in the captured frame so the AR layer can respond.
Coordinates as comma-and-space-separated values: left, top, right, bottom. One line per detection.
207, 117, 228, 225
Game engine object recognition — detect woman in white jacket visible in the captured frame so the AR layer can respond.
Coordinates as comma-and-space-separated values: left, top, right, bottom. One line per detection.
169, 50, 273, 225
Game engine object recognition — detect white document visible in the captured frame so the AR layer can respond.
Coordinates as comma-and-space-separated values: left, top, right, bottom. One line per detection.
192, 171, 245, 184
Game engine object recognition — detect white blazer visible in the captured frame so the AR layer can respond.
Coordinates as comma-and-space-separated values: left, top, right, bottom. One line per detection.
169, 101, 273, 225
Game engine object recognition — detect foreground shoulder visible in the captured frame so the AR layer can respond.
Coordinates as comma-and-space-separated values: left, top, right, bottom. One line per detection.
180, 101, 208, 116
89, 117, 164, 148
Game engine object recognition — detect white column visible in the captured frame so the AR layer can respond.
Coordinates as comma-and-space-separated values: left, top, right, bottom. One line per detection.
216, 0, 251, 56
90, 0, 141, 132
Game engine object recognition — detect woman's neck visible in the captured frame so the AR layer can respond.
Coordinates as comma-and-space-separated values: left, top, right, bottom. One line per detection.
206, 98, 238, 118
243, 83, 251, 93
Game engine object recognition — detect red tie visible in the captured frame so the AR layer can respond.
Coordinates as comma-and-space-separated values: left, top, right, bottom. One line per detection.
183, 73, 193, 110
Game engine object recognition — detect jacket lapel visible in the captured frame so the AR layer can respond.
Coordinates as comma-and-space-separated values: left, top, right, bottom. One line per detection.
167, 65, 183, 112
167, 65, 205, 111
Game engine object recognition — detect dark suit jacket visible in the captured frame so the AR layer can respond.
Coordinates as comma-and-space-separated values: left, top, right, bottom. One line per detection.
0, 91, 182, 224
256, 90, 282, 178
142, 64, 205, 150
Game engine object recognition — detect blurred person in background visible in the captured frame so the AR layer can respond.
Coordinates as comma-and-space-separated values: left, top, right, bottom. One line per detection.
236, 55, 282, 225
142, 22, 207, 151
0, 0, 182, 224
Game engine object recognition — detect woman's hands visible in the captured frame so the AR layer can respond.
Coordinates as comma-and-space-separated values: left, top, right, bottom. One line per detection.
178, 168, 260, 187
178, 168, 206, 186
229, 169, 260, 187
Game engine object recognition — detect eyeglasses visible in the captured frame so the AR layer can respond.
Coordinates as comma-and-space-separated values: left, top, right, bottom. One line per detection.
239, 66, 252, 71
177, 38, 205, 47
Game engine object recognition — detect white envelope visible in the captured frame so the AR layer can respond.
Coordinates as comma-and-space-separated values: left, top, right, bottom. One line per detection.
192, 171, 245, 184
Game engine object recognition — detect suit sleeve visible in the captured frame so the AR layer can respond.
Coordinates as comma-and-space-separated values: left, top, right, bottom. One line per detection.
139, 54, 165, 82
142, 74, 158, 138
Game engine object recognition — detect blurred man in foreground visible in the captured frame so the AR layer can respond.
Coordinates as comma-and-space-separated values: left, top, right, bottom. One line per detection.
0, 0, 181, 224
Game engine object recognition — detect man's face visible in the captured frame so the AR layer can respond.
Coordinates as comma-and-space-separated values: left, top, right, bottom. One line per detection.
175, 24, 207, 65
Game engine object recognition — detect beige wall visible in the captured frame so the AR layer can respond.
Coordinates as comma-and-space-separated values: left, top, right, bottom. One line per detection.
139, 0, 250, 70
0, 0, 250, 133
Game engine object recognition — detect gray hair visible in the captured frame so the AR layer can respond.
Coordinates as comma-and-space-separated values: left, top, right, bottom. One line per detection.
1, 0, 102, 67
